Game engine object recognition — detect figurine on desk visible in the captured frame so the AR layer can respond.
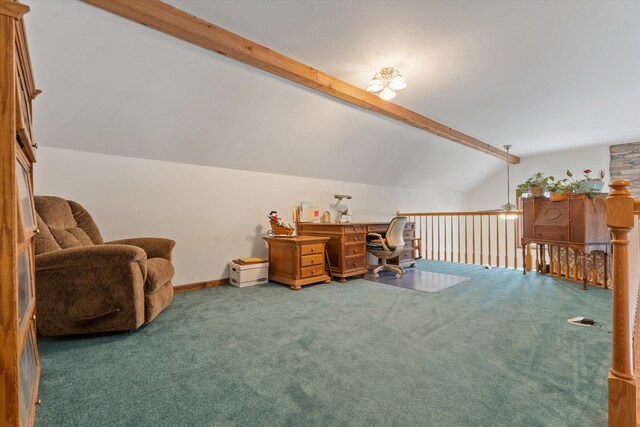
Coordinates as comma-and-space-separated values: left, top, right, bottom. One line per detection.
338, 208, 352, 223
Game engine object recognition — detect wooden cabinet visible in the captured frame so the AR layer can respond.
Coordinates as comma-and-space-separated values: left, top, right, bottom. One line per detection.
264, 236, 331, 290
298, 221, 417, 283
521, 194, 609, 289
1, 2, 41, 426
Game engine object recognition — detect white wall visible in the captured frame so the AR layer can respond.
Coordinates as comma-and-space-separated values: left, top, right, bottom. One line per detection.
462, 145, 611, 211
35, 147, 461, 285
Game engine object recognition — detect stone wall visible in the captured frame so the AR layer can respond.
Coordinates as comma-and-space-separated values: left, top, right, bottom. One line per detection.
610, 142, 640, 196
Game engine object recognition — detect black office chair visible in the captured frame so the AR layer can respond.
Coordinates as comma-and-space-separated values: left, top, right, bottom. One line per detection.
366, 216, 408, 279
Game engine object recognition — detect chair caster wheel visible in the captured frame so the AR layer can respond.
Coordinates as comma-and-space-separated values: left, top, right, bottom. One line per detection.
395, 273, 401, 279
373, 273, 379, 279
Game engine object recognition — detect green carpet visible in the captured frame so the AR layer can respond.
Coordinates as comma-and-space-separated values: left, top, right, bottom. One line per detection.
35, 261, 611, 426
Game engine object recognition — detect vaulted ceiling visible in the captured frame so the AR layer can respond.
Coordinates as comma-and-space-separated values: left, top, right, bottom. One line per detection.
26, 0, 640, 191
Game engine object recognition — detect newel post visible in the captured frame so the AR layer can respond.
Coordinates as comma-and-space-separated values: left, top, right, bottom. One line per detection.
607, 179, 636, 426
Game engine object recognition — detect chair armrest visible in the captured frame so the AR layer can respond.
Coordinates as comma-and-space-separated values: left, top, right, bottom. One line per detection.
35, 245, 147, 335
105, 237, 175, 261
366, 233, 390, 252
36, 244, 146, 272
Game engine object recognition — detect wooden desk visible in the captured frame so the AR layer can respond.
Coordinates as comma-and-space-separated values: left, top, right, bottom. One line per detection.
521, 194, 610, 289
264, 236, 331, 290
297, 221, 417, 283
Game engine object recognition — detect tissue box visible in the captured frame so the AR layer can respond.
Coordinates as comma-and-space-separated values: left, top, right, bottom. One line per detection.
228, 261, 269, 288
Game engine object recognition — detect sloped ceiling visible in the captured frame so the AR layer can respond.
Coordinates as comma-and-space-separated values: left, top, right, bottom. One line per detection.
26, 0, 640, 191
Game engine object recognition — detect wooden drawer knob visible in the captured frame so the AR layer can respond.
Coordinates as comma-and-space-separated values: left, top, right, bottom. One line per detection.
353, 261, 358, 267
310, 248, 315, 252
353, 236, 358, 241
311, 269, 315, 275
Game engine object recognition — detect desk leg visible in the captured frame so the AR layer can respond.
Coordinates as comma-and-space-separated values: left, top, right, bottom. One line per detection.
582, 252, 588, 290
541, 245, 546, 273
338, 277, 347, 283
522, 242, 526, 275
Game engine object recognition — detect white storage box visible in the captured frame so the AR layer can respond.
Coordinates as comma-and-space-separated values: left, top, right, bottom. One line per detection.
228, 261, 269, 288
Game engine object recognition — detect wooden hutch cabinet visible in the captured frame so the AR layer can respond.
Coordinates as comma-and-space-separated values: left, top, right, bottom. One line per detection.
521, 194, 610, 289
1, 1, 41, 425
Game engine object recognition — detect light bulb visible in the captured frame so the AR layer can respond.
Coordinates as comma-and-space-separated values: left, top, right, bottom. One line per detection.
389, 75, 407, 91
366, 78, 384, 93
379, 87, 396, 100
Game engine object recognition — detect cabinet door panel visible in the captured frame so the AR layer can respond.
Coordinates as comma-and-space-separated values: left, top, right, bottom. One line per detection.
17, 248, 33, 329
569, 199, 585, 243
522, 200, 534, 238
16, 157, 35, 231
19, 328, 37, 425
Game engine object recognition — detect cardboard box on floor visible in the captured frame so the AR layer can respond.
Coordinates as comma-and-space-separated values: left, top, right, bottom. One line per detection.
228, 261, 269, 288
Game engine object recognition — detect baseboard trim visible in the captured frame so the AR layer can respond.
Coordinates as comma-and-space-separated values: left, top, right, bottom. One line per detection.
174, 278, 229, 293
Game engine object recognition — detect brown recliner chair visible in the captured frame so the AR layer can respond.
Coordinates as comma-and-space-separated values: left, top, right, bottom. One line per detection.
34, 196, 175, 336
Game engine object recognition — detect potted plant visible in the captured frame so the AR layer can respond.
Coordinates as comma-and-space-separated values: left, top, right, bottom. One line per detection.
548, 178, 569, 202
565, 169, 605, 197
517, 172, 554, 198
578, 169, 605, 193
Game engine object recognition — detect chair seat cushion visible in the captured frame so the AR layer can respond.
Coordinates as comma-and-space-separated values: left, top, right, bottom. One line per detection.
366, 242, 397, 252
146, 258, 175, 293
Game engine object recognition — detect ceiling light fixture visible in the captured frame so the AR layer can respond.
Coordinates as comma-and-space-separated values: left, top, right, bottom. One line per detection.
501, 145, 516, 212
366, 67, 407, 101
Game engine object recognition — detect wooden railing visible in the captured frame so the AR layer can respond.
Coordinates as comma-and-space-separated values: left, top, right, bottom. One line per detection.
398, 210, 610, 286
607, 179, 639, 426
397, 211, 527, 269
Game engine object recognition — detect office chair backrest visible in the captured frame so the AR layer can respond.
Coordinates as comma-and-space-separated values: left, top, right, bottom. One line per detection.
386, 216, 408, 249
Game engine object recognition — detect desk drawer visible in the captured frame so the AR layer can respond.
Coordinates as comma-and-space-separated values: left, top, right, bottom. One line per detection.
345, 224, 366, 234
344, 255, 366, 272
367, 224, 387, 233
345, 234, 365, 243
301, 243, 324, 255
403, 230, 414, 240
534, 226, 568, 242
301, 254, 323, 267
301, 265, 324, 279
344, 244, 365, 257
404, 222, 415, 230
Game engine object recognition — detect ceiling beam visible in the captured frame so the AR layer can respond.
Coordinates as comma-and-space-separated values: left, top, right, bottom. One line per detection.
81, 0, 520, 164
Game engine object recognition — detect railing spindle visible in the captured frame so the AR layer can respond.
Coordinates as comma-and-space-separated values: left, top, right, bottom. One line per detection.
457, 215, 461, 263
495, 215, 500, 268
472, 215, 476, 265
450, 215, 454, 262
464, 216, 469, 264
504, 216, 509, 268
479, 216, 484, 266
513, 218, 518, 269
487, 216, 491, 267
437, 215, 441, 261
431, 216, 435, 260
